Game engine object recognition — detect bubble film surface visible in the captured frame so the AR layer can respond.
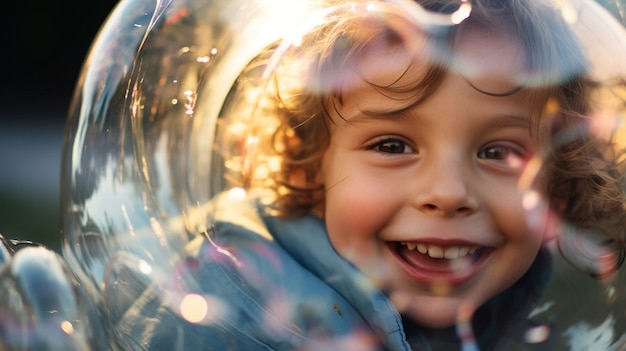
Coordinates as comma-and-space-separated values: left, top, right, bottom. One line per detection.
0, 238, 107, 350
56, 0, 626, 349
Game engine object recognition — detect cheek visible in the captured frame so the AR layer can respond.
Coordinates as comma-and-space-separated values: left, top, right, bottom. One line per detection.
324, 178, 399, 248
495, 187, 550, 242
522, 198, 553, 246
491, 195, 548, 282
523, 192, 558, 243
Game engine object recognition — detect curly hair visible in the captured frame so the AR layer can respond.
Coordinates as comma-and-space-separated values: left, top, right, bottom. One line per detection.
223, 0, 626, 274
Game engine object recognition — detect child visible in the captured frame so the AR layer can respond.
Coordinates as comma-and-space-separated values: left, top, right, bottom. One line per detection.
116, 0, 626, 349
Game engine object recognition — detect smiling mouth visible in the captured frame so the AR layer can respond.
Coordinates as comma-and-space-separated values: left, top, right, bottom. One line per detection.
390, 241, 493, 287
401, 241, 479, 260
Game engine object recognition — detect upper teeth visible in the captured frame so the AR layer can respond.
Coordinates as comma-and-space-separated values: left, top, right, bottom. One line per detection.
401, 242, 478, 259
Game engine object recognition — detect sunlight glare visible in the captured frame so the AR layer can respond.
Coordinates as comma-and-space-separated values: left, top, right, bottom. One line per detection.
451, 3, 472, 24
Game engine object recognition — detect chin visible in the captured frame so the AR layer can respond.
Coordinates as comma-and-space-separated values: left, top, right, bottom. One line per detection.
394, 294, 465, 329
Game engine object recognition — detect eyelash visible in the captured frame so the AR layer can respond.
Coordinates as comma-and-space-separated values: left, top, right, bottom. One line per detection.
477, 142, 528, 166
368, 137, 416, 154
369, 139, 527, 160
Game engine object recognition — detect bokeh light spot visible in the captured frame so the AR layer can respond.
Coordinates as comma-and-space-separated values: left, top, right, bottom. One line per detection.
523, 190, 540, 210
180, 294, 208, 323
451, 3, 472, 24
60, 321, 74, 335
138, 259, 152, 275
559, 2, 579, 24
228, 187, 247, 200
524, 324, 551, 343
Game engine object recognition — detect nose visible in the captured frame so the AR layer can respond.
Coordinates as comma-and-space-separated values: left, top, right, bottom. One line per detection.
413, 157, 478, 217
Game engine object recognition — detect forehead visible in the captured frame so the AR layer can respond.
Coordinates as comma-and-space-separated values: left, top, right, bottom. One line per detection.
334, 26, 531, 116
451, 26, 527, 96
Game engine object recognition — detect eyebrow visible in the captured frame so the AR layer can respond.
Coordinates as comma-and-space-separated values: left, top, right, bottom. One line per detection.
491, 114, 534, 129
347, 109, 534, 130
343, 106, 416, 124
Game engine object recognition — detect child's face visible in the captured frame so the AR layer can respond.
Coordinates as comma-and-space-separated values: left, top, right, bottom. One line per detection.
320, 31, 551, 328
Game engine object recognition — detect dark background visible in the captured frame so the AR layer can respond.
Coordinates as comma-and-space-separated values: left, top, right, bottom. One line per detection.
0, 0, 119, 251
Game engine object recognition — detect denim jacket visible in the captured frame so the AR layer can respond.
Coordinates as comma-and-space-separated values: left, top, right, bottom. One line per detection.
116, 198, 551, 350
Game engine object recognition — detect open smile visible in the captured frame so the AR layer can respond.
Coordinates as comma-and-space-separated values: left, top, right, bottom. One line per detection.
388, 241, 494, 287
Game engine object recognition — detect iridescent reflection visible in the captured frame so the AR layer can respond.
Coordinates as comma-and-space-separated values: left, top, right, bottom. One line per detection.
57, 0, 626, 350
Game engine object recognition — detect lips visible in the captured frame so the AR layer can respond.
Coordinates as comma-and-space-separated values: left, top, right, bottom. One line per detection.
388, 241, 493, 287
401, 241, 478, 259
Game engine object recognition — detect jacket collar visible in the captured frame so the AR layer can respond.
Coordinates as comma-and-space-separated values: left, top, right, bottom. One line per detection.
261, 212, 421, 351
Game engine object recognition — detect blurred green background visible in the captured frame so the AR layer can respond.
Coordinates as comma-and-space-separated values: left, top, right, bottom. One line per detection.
0, 0, 624, 254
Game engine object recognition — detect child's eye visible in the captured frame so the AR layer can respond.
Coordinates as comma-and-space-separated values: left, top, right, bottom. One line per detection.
477, 143, 528, 168
370, 138, 415, 154
478, 145, 509, 160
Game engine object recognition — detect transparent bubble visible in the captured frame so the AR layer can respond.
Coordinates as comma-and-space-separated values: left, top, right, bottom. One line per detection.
0, 245, 106, 350
59, 0, 626, 349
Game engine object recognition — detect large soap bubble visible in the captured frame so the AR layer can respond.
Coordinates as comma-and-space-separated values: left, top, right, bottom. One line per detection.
61, 0, 626, 349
